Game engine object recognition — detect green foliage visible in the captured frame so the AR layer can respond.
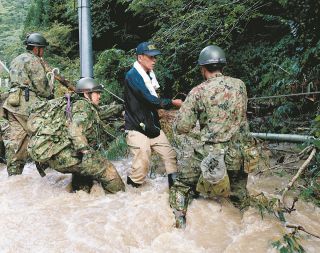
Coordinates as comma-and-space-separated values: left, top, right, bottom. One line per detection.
91, 0, 150, 50
242, 193, 308, 252
24, 0, 77, 34
91, 0, 117, 39
118, 0, 320, 135
299, 181, 320, 207
44, 23, 75, 55
298, 151, 320, 207
0, 85, 9, 94
0, 0, 79, 85
0, 70, 9, 80
312, 115, 320, 139
266, 102, 300, 133
23, 0, 80, 85
120, 0, 264, 94
3, 0, 319, 134
241, 193, 284, 220
41, 23, 80, 83
104, 134, 128, 160
0, 0, 31, 63
24, 0, 50, 29
23, 0, 78, 54
94, 48, 134, 104
272, 232, 305, 253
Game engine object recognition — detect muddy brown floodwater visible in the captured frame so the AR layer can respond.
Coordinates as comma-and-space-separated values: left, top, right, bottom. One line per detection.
0, 156, 319, 253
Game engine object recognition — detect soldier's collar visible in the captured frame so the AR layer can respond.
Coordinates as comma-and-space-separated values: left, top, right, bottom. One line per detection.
207, 73, 223, 80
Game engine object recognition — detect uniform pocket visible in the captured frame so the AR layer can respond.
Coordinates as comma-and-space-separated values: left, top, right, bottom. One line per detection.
224, 144, 243, 171
243, 145, 260, 173
7, 88, 22, 107
196, 173, 230, 198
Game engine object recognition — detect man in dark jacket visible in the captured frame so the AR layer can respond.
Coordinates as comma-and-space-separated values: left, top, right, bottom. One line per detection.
124, 42, 182, 188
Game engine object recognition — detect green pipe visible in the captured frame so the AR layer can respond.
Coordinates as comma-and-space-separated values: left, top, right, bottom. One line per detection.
250, 133, 316, 142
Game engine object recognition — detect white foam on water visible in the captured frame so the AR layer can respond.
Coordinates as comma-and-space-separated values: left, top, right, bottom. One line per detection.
0, 160, 319, 253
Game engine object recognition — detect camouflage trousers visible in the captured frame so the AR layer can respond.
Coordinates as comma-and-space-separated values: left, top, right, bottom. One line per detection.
3, 112, 29, 175
169, 142, 248, 216
48, 148, 125, 194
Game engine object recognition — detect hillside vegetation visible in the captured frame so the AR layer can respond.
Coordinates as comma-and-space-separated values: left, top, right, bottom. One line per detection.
0, 0, 31, 66
1, 0, 319, 134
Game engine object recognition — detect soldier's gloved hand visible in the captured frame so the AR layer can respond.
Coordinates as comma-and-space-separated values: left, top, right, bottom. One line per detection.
173, 209, 186, 229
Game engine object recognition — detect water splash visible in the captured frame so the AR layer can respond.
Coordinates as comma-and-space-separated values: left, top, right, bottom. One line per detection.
0, 159, 319, 252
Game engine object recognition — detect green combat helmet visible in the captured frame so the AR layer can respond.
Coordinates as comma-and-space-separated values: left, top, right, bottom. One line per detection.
76, 77, 104, 93
24, 32, 49, 47
198, 45, 227, 66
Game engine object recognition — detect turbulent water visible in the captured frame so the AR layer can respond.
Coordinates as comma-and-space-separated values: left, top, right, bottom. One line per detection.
0, 158, 319, 253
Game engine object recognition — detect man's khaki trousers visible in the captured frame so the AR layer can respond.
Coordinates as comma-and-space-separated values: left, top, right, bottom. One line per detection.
126, 130, 177, 184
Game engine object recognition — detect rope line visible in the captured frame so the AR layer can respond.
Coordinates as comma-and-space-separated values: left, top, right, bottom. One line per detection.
46, 68, 60, 93
248, 91, 320, 101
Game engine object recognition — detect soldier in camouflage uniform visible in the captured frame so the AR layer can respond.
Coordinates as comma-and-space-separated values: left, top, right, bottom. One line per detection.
0, 91, 9, 163
37, 77, 125, 193
3, 33, 53, 175
169, 45, 258, 228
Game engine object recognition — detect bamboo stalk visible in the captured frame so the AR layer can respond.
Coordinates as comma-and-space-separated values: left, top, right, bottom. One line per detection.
280, 148, 317, 206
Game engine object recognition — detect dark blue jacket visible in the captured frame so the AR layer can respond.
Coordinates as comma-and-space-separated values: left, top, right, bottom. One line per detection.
124, 67, 172, 138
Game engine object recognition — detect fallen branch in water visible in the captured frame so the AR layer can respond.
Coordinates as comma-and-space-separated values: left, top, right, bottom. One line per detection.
280, 147, 317, 207
255, 145, 313, 176
268, 147, 296, 153
286, 224, 320, 239
255, 165, 298, 176
298, 145, 314, 157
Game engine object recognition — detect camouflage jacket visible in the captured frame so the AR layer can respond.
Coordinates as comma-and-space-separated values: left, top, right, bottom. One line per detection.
68, 98, 104, 152
174, 73, 250, 143
3, 52, 52, 116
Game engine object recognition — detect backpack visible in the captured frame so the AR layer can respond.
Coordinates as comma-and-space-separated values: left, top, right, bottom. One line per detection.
27, 94, 73, 163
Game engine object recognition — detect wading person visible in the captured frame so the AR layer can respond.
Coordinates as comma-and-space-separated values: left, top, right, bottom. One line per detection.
0, 130, 6, 164
0, 91, 9, 164
124, 42, 182, 188
28, 77, 125, 193
169, 45, 259, 228
3, 32, 54, 176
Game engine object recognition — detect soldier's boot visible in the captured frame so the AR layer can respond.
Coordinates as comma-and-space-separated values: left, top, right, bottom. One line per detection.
7, 161, 24, 176
228, 170, 249, 207
127, 176, 141, 188
0, 157, 6, 164
0, 140, 6, 164
35, 162, 48, 177
72, 173, 94, 193
99, 161, 125, 194
81, 152, 125, 193
173, 209, 186, 229
168, 172, 178, 189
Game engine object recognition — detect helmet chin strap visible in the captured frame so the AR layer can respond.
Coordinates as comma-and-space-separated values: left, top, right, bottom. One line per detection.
32, 47, 42, 57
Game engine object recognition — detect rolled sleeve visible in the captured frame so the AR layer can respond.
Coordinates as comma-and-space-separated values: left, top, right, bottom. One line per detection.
174, 91, 198, 134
